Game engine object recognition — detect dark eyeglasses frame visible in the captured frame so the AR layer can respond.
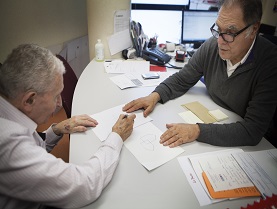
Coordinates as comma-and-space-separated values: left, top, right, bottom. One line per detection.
210, 23, 252, 43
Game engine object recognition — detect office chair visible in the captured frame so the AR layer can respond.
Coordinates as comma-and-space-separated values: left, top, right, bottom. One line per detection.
56, 54, 78, 118
259, 23, 276, 36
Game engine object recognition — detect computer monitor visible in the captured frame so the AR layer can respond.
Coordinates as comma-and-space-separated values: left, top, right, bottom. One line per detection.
131, 10, 182, 44
181, 11, 218, 47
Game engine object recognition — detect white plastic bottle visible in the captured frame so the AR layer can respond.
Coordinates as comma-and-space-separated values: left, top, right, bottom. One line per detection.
95, 39, 104, 62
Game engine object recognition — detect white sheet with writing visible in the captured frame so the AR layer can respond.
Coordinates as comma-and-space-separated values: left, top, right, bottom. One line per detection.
91, 104, 152, 142
110, 72, 172, 89
178, 149, 243, 206
233, 149, 277, 198
124, 122, 185, 171
104, 60, 150, 74
177, 156, 224, 206
197, 153, 254, 192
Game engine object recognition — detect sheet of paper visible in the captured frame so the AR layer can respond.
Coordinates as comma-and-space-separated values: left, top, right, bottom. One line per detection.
202, 172, 260, 199
233, 149, 277, 198
114, 10, 130, 33
177, 156, 224, 206
124, 122, 185, 171
178, 111, 204, 124
182, 149, 243, 202
108, 29, 132, 55
208, 109, 229, 121
91, 104, 152, 142
104, 60, 150, 74
198, 153, 254, 192
109, 72, 172, 89
109, 73, 142, 89
188, 149, 244, 198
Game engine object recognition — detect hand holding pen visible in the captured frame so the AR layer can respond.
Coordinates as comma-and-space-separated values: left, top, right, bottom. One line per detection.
112, 114, 136, 141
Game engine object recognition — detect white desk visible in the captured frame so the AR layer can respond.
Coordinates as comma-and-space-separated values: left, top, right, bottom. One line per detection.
70, 60, 274, 209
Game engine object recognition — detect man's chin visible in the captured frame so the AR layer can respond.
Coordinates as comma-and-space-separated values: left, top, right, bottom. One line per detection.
219, 51, 229, 60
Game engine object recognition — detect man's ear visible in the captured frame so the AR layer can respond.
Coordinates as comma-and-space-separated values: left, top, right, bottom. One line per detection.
22, 91, 37, 112
252, 22, 261, 36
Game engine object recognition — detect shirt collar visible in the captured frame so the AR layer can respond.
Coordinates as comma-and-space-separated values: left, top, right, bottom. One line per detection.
240, 37, 256, 65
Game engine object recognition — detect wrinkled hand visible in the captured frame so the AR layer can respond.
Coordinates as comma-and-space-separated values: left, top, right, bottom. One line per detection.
122, 92, 160, 117
52, 114, 98, 135
112, 114, 136, 141
160, 123, 200, 148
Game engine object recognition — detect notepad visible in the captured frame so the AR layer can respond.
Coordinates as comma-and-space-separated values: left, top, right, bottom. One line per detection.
208, 109, 228, 121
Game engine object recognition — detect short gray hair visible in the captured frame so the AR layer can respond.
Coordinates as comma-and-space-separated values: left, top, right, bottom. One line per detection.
218, 0, 262, 25
0, 44, 65, 99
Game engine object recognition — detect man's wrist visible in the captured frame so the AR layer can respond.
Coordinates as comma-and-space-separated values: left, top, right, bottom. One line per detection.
192, 124, 200, 139
51, 123, 62, 136
151, 92, 161, 103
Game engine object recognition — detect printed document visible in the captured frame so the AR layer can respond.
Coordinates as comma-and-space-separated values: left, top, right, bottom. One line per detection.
91, 104, 152, 142
178, 149, 243, 206
178, 148, 277, 205
233, 149, 277, 198
104, 60, 150, 74
109, 72, 172, 89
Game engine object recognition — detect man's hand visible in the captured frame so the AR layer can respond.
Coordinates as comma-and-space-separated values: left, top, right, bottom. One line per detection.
112, 114, 136, 141
122, 92, 160, 117
160, 123, 200, 147
52, 114, 98, 135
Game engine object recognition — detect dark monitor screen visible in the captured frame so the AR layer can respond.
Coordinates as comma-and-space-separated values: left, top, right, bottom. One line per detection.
181, 11, 218, 46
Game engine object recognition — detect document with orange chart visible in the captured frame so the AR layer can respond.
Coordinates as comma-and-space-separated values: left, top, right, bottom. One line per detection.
197, 153, 255, 192
188, 149, 261, 199
202, 172, 260, 199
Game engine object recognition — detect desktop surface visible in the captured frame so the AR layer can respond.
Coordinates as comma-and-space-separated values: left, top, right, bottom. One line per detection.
70, 60, 274, 209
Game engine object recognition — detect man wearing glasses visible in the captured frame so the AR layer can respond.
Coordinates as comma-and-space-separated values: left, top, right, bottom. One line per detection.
123, 0, 277, 147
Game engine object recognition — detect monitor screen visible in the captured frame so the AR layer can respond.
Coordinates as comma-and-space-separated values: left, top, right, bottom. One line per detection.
131, 10, 182, 44
181, 11, 218, 45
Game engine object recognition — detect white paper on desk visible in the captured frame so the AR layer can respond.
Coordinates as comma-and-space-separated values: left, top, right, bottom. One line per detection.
189, 149, 244, 198
177, 156, 222, 206
104, 60, 150, 74
178, 149, 244, 206
124, 122, 184, 171
109, 72, 170, 89
197, 152, 254, 192
178, 111, 204, 124
233, 149, 277, 198
108, 29, 132, 55
109, 73, 143, 89
91, 104, 152, 142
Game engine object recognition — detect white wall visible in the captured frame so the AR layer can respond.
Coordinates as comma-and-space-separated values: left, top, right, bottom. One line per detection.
0, 0, 88, 63
86, 0, 131, 60
261, 0, 277, 35
262, 0, 277, 26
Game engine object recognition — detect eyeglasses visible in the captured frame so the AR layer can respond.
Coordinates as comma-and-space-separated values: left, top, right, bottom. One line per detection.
210, 23, 252, 43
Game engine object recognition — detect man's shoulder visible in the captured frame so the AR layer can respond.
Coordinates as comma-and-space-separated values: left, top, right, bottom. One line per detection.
0, 117, 29, 139
255, 35, 277, 55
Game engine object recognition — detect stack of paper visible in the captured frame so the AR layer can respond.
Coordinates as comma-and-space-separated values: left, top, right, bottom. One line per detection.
91, 104, 185, 171
178, 149, 277, 206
